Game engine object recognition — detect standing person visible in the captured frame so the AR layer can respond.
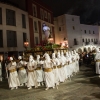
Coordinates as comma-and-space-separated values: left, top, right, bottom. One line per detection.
43, 53, 55, 90
17, 56, 27, 86
35, 55, 44, 87
56, 52, 65, 83
27, 55, 37, 90
95, 48, 100, 77
0, 55, 3, 81
51, 53, 59, 89
0, 60, 2, 81
6, 57, 20, 90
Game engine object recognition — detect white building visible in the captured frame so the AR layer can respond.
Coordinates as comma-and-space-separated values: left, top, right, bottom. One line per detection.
0, 3, 30, 58
54, 14, 82, 49
54, 14, 99, 51
80, 24, 99, 46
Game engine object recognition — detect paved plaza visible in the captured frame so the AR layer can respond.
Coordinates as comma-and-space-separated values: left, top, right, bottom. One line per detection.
0, 66, 100, 100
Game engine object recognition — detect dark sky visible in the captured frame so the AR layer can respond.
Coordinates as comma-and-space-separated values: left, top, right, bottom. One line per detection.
40, 0, 100, 25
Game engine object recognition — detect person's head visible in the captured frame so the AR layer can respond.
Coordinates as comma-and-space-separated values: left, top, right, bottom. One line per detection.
9, 57, 13, 62
18, 56, 22, 60
29, 55, 33, 62
52, 53, 55, 59
37, 55, 40, 60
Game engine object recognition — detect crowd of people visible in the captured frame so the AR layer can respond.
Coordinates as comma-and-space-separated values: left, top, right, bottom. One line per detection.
0, 50, 80, 90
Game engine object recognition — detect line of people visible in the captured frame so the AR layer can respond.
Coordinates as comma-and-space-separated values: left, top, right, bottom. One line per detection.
5, 50, 80, 90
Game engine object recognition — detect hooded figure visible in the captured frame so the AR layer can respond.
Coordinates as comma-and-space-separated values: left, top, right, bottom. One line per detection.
52, 53, 59, 89
56, 52, 65, 82
95, 48, 100, 76
35, 55, 44, 87
17, 56, 27, 86
73, 50, 80, 73
6, 57, 20, 90
27, 55, 37, 90
43, 53, 55, 90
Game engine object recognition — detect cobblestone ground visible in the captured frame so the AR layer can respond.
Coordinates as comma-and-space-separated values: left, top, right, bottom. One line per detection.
0, 66, 100, 100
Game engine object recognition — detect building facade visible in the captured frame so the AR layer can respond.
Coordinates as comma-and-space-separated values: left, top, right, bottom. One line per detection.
54, 14, 99, 51
54, 14, 82, 49
80, 24, 99, 46
26, 0, 55, 47
0, 2, 30, 57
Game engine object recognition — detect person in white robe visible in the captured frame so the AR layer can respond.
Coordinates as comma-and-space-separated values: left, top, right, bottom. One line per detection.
17, 56, 27, 86
95, 48, 100, 77
56, 52, 65, 82
73, 50, 80, 73
60, 51, 67, 81
43, 53, 55, 90
6, 57, 20, 90
27, 55, 37, 90
51, 53, 59, 89
0, 60, 2, 81
35, 55, 44, 87
68, 51, 74, 77
71, 51, 77, 74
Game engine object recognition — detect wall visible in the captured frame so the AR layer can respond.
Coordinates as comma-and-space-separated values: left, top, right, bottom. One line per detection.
0, 3, 30, 52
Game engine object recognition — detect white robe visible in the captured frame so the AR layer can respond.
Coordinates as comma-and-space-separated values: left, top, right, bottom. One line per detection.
27, 60, 37, 87
35, 60, 44, 83
52, 58, 60, 85
95, 52, 100, 74
43, 60, 55, 88
17, 60, 27, 85
0, 62, 2, 81
7, 62, 20, 88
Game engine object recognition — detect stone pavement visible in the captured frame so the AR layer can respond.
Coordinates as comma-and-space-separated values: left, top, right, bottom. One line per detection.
0, 66, 100, 100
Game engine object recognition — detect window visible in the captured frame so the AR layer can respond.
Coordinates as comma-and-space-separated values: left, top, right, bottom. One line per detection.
74, 38, 77, 45
82, 39, 84, 42
40, 8, 44, 20
84, 30, 86, 33
44, 10, 47, 18
7, 30, 17, 47
96, 39, 98, 42
48, 13, 51, 23
59, 27, 61, 31
34, 21, 38, 32
89, 30, 91, 34
23, 32, 27, 43
91, 39, 93, 42
0, 8, 2, 24
41, 23, 44, 34
88, 39, 90, 42
72, 18, 74, 21
94, 39, 95, 42
6, 9, 16, 26
49, 26, 52, 33
93, 31, 95, 34
86, 39, 87, 42
0, 30, 3, 47
33, 4, 37, 17
35, 37, 38, 45
73, 26, 75, 30
22, 14, 26, 28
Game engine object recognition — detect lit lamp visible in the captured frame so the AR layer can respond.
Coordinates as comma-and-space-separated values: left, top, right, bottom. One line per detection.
24, 39, 29, 50
63, 37, 68, 47
48, 34, 53, 43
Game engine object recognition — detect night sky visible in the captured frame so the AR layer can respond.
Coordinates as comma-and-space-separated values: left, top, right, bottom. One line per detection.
40, 0, 100, 25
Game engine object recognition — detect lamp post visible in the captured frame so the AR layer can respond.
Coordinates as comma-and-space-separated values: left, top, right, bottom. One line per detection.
48, 34, 53, 49
24, 39, 29, 51
48, 34, 53, 44
63, 37, 68, 47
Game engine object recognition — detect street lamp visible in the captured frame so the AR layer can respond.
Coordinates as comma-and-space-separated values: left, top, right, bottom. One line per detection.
63, 37, 68, 47
24, 39, 29, 50
48, 34, 53, 43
